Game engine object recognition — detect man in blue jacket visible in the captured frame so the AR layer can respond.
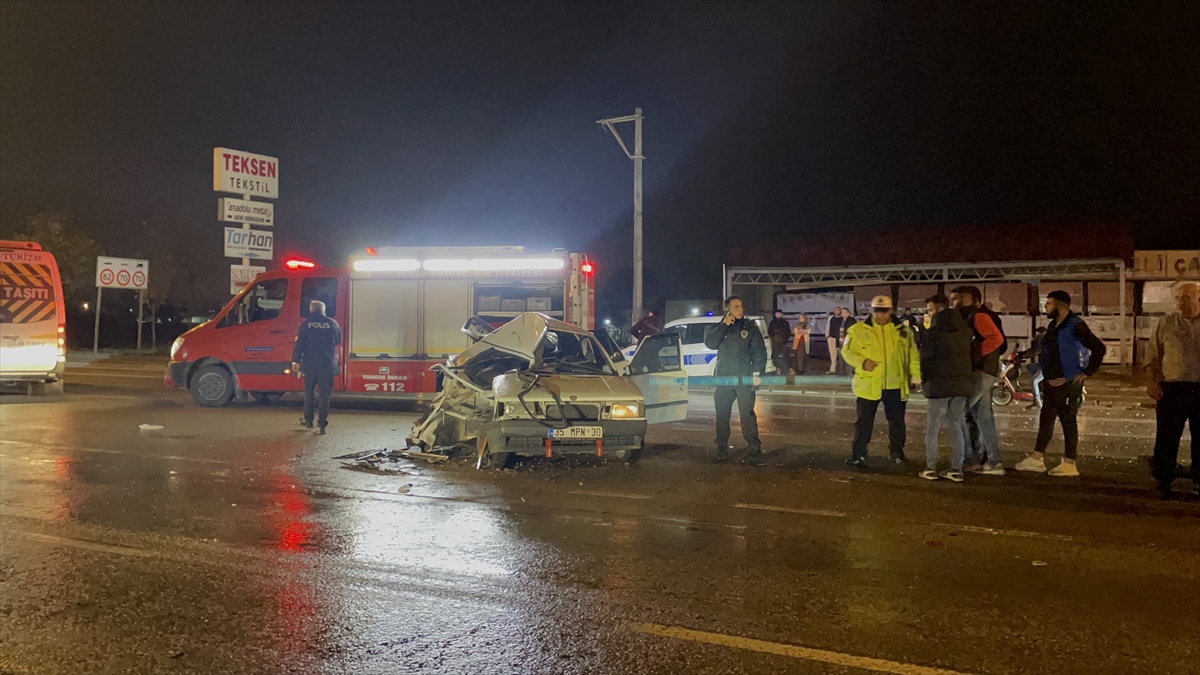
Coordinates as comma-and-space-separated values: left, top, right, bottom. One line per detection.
705, 296, 767, 463
292, 300, 342, 434
1015, 291, 1106, 476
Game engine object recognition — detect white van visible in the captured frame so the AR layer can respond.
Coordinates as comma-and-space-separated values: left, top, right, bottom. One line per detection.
623, 315, 770, 378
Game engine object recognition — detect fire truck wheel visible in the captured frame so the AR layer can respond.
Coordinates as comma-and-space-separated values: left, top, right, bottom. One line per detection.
191, 364, 234, 407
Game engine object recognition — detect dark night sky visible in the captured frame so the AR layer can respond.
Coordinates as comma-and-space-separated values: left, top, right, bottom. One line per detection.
2, 0, 1198, 312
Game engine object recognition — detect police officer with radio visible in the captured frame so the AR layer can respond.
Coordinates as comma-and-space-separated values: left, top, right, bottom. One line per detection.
705, 296, 768, 463
292, 300, 342, 434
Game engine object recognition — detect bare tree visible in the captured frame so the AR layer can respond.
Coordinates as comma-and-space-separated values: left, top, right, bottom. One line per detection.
5, 213, 104, 303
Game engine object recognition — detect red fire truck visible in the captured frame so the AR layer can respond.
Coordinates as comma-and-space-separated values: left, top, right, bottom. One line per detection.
166, 246, 596, 406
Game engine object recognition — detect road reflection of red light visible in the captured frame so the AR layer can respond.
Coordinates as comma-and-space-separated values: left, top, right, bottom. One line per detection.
264, 471, 320, 659
269, 480, 313, 553
278, 520, 312, 552
54, 456, 71, 481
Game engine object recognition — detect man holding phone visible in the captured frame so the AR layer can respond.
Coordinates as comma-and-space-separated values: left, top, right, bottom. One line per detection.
705, 296, 767, 463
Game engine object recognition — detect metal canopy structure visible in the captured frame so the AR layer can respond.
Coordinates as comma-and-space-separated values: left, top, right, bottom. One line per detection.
725, 258, 1126, 291
724, 257, 1131, 368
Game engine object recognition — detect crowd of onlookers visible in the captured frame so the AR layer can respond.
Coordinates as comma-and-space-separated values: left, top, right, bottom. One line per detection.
704, 282, 1200, 500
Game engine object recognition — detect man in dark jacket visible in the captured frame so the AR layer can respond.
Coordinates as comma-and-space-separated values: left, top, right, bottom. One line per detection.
950, 286, 1007, 475
630, 311, 662, 343
705, 296, 767, 462
918, 295, 974, 481
1015, 290, 1106, 476
768, 309, 791, 375
292, 300, 343, 434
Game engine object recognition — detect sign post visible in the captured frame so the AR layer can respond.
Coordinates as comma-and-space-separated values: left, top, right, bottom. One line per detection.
230, 264, 267, 295
92, 286, 102, 356
94, 257, 150, 356
214, 147, 278, 292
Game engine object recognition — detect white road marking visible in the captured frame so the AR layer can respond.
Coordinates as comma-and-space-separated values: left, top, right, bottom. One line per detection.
931, 523, 1074, 542
633, 622, 978, 675
733, 503, 846, 517
564, 490, 653, 500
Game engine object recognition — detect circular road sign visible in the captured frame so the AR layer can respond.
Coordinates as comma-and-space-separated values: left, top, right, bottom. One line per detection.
117, 270, 131, 286
100, 269, 115, 285
132, 271, 146, 287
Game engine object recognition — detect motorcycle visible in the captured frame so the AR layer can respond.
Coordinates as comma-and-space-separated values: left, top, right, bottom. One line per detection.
992, 350, 1037, 406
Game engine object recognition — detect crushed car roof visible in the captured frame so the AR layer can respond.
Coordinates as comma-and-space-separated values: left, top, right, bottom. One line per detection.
469, 312, 591, 364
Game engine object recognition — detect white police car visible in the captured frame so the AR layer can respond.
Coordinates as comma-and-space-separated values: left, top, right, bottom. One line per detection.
623, 315, 771, 378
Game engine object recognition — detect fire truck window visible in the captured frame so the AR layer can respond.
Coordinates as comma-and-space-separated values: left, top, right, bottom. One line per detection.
300, 278, 338, 318
221, 279, 288, 327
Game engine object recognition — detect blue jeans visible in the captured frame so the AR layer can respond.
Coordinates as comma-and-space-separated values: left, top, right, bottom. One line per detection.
926, 396, 968, 471
964, 371, 1000, 465
1030, 366, 1044, 404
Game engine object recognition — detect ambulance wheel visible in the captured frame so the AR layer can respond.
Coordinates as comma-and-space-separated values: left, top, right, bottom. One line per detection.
191, 364, 234, 407
991, 387, 1013, 407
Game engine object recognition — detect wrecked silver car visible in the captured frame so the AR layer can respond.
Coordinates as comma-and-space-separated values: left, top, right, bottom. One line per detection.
407, 313, 688, 468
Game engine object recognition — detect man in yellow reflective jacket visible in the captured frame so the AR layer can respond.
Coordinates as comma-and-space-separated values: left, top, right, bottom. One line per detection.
842, 295, 922, 467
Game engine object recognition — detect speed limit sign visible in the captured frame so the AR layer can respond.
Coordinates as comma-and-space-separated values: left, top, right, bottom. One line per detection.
95, 257, 149, 290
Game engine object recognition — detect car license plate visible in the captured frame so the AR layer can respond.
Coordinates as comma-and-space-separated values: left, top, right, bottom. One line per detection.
549, 426, 603, 439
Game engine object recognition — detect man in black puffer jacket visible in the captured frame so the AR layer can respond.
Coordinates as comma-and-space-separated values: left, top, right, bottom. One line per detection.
705, 296, 768, 463
917, 294, 974, 481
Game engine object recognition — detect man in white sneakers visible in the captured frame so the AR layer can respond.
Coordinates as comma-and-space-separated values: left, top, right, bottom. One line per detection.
1015, 290, 1106, 476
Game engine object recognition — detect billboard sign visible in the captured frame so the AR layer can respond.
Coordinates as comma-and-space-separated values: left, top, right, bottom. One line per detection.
213, 147, 278, 198
96, 257, 149, 290
230, 264, 266, 295
223, 227, 273, 260
218, 197, 274, 226
1133, 250, 1200, 279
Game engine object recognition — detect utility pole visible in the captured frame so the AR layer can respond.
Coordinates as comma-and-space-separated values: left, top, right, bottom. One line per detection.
597, 107, 645, 324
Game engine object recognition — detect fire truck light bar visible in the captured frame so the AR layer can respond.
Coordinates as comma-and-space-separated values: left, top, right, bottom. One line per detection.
352, 257, 566, 273
421, 258, 566, 272
353, 258, 421, 272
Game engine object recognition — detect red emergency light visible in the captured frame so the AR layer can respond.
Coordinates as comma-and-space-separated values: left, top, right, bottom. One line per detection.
364, 247, 378, 256
284, 258, 317, 270
580, 261, 595, 275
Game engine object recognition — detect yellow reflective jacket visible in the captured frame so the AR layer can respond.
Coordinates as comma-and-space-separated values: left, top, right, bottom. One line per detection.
841, 318, 921, 401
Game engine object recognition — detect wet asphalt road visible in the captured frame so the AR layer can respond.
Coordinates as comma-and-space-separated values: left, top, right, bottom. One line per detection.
1, 386, 1197, 675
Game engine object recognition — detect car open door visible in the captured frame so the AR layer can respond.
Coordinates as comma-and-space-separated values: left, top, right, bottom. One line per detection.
625, 332, 689, 424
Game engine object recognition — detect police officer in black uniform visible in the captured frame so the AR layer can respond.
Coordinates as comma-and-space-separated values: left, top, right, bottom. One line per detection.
705, 296, 768, 463
292, 300, 342, 434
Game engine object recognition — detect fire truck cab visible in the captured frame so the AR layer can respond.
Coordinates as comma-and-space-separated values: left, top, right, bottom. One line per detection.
166, 247, 597, 406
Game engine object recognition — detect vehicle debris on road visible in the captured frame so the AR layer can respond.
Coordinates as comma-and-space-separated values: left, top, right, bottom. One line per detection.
333, 448, 424, 474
